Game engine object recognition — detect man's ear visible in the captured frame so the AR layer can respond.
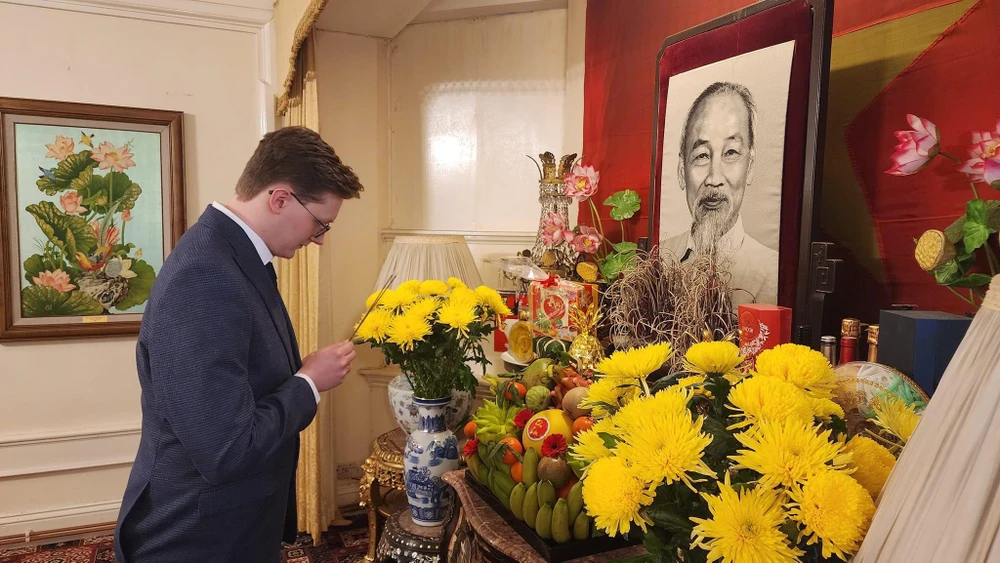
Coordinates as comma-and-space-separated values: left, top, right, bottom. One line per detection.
746, 149, 755, 186
266, 184, 292, 214
677, 157, 686, 191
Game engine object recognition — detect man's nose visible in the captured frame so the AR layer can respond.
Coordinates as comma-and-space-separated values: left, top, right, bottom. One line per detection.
705, 157, 726, 188
311, 232, 327, 245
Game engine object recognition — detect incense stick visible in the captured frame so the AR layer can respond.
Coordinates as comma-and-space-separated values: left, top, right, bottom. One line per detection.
350, 274, 396, 342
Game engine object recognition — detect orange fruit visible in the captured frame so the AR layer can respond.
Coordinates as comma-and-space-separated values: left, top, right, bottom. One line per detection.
463, 421, 477, 439
505, 382, 527, 401
557, 477, 579, 499
499, 436, 524, 465
510, 461, 523, 483
572, 416, 595, 436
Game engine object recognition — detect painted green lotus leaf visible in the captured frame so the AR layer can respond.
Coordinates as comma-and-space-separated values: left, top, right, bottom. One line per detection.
80, 171, 142, 215
114, 259, 155, 311
25, 201, 98, 259
35, 151, 97, 195
21, 286, 104, 317
23, 253, 71, 284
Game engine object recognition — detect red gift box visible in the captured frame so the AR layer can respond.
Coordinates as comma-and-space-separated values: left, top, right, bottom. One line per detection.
492, 292, 522, 353
528, 279, 599, 340
738, 304, 792, 369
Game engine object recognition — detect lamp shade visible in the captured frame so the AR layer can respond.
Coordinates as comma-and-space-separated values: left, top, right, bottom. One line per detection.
375, 235, 483, 291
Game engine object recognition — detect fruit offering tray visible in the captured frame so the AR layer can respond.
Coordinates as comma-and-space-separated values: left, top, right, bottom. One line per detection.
463, 470, 639, 562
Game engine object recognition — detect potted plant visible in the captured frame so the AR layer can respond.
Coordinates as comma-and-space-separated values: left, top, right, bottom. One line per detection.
354, 277, 510, 526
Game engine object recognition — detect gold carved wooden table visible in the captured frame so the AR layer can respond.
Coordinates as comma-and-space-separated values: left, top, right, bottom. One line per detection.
441, 470, 645, 563
361, 428, 409, 562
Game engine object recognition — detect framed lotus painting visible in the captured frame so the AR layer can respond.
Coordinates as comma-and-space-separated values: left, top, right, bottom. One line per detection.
0, 97, 185, 341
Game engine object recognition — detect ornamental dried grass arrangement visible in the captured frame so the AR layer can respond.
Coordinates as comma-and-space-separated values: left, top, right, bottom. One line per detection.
604, 248, 737, 373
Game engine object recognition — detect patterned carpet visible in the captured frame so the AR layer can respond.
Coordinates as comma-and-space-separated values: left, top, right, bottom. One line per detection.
0, 511, 370, 563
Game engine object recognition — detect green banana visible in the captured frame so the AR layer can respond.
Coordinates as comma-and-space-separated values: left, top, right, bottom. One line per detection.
479, 463, 490, 485
467, 454, 483, 483
521, 448, 539, 487
494, 461, 512, 478
478, 442, 492, 469
535, 503, 553, 540
551, 499, 572, 544
493, 472, 516, 510
509, 483, 526, 520
567, 481, 584, 522
523, 483, 540, 528
573, 512, 591, 540
537, 480, 556, 507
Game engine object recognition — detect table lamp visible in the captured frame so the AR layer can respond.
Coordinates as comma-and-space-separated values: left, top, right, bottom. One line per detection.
374, 235, 483, 291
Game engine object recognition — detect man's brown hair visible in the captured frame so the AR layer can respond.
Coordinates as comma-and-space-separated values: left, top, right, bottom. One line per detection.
235, 126, 363, 203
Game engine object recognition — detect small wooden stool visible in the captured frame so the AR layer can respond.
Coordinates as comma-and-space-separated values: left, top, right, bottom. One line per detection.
375, 506, 454, 563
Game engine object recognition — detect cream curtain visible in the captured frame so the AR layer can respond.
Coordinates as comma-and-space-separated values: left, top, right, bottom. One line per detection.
853, 275, 1000, 561
277, 33, 350, 546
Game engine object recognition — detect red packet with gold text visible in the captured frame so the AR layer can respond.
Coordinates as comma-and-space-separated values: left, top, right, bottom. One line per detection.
528, 278, 599, 340
738, 304, 792, 369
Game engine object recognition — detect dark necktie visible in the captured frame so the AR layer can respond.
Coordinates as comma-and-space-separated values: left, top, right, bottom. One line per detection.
265, 262, 278, 286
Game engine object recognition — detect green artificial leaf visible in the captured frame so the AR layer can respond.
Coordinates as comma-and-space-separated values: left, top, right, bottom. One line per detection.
604, 190, 641, 221
112, 259, 156, 311
599, 250, 636, 281
701, 417, 739, 464
644, 508, 693, 534
967, 199, 988, 226
650, 372, 685, 394
80, 171, 142, 215
25, 201, 98, 259
948, 273, 992, 288
598, 431, 619, 449
23, 253, 67, 284
21, 286, 104, 317
932, 260, 961, 285
35, 151, 97, 195
613, 241, 639, 253
963, 221, 990, 254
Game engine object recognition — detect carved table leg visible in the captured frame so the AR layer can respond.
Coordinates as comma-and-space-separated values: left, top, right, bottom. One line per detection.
361, 457, 380, 563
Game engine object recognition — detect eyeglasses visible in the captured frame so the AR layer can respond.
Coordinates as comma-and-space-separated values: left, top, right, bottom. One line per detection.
269, 189, 331, 239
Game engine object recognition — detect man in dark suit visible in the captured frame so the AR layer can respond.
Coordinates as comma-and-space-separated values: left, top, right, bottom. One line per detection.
114, 127, 363, 562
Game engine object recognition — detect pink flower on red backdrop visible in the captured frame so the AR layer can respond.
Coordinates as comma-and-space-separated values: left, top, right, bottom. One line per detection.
32, 269, 75, 293
572, 225, 602, 254
513, 408, 533, 429
540, 212, 572, 246
959, 119, 1000, 189
59, 191, 87, 215
885, 114, 940, 176
463, 437, 479, 458
564, 164, 600, 200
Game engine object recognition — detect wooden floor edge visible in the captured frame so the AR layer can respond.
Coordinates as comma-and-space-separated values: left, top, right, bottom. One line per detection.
0, 521, 116, 547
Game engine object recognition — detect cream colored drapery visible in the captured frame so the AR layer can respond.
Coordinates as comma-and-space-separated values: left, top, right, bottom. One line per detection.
852, 275, 1000, 562
273, 0, 330, 118
277, 33, 350, 546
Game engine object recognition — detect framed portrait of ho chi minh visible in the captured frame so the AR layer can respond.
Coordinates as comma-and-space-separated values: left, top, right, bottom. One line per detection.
0, 97, 185, 341
649, 0, 832, 330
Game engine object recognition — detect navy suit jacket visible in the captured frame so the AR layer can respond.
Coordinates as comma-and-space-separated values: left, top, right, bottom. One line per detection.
115, 206, 317, 562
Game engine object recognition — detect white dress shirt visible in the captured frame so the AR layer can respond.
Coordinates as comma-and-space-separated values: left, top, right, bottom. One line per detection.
212, 202, 321, 404
660, 215, 779, 307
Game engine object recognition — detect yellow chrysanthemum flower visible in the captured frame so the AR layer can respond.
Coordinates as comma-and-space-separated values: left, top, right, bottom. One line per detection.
614, 406, 714, 490
581, 456, 654, 536
684, 341, 745, 382
437, 301, 477, 334
691, 474, 804, 563
614, 386, 691, 426
379, 288, 419, 310
676, 375, 713, 398
581, 377, 642, 419
418, 279, 449, 296
570, 425, 614, 464
810, 397, 845, 422
731, 420, 851, 490
398, 279, 421, 293
843, 435, 896, 499
726, 375, 815, 430
385, 313, 431, 351
404, 298, 439, 323
871, 396, 920, 445
787, 470, 876, 560
595, 342, 673, 379
448, 286, 479, 308
365, 290, 381, 309
355, 309, 393, 343
474, 285, 512, 316
753, 343, 838, 400
447, 276, 466, 289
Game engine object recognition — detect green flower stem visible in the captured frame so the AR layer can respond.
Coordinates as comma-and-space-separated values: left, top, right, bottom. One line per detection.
970, 182, 980, 200
984, 238, 999, 277
939, 151, 962, 162
587, 198, 612, 258
946, 285, 977, 307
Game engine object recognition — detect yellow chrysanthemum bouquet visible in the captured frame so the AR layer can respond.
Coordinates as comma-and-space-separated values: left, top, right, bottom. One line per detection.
573, 341, 923, 563
355, 278, 511, 400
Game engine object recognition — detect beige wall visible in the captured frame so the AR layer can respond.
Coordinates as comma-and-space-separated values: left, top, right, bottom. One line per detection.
0, 3, 265, 538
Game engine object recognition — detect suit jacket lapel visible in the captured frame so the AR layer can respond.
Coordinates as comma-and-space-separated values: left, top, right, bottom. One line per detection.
200, 206, 300, 373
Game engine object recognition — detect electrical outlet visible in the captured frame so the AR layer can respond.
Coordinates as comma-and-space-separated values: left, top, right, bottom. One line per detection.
336, 462, 363, 480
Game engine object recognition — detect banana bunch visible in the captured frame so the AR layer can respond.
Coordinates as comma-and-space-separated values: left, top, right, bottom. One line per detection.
471, 399, 520, 443
508, 478, 591, 543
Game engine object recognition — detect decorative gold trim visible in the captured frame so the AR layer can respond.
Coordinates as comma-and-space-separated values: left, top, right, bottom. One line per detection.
275, 0, 330, 117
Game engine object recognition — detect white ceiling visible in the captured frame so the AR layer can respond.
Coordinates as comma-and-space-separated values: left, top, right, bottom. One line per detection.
314, 0, 568, 38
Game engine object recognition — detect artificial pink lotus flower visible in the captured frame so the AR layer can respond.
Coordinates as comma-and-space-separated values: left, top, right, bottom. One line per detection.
572, 225, 602, 254
122, 208, 132, 222
540, 212, 573, 246
91, 141, 136, 172
44, 136, 75, 160
564, 164, 600, 200
33, 269, 76, 293
59, 191, 87, 215
886, 114, 940, 176
959, 120, 1000, 189
90, 221, 120, 246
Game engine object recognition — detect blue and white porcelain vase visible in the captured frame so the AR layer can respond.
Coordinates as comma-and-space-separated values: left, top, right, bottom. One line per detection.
403, 396, 460, 527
